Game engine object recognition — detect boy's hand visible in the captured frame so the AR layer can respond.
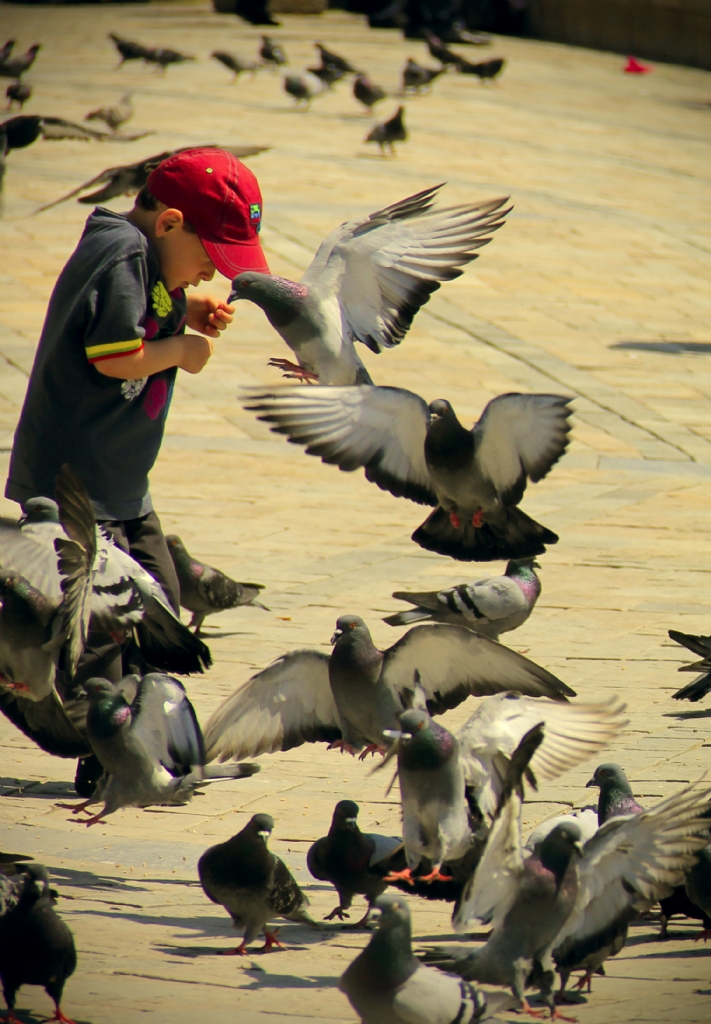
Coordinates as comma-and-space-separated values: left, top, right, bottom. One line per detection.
178, 334, 214, 374
187, 294, 234, 338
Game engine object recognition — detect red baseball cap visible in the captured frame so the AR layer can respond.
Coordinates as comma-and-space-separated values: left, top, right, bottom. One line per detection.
147, 147, 269, 278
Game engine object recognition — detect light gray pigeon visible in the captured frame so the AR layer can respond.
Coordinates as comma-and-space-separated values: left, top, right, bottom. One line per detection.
384, 557, 541, 634
203, 614, 574, 764
228, 184, 509, 385
84, 93, 133, 132
211, 51, 259, 81
339, 894, 515, 1024
525, 809, 599, 852
244, 388, 572, 562
60, 673, 259, 826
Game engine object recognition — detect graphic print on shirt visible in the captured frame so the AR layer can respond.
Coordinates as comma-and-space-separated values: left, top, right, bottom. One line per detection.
121, 377, 148, 401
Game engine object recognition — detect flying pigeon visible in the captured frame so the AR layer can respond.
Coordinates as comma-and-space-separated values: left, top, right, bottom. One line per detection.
34, 144, 269, 213
166, 534, 267, 635
235, 0, 279, 26
108, 33, 150, 66
260, 36, 286, 67
61, 673, 259, 826
402, 58, 445, 93
203, 613, 574, 764
5, 82, 31, 111
315, 42, 356, 74
669, 628, 711, 703
353, 73, 387, 114
244, 388, 571, 562
339, 893, 514, 1024
85, 93, 133, 132
230, 184, 509, 385
0, 44, 40, 80
0, 863, 77, 1024
0, 114, 150, 150
199, 814, 315, 954
384, 557, 542, 634
366, 105, 407, 156
307, 800, 405, 925
211, 51, 259, 81
456, 57, 506, 81
283, 72, 326, 108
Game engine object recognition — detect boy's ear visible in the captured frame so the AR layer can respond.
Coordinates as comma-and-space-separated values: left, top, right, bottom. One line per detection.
154, 208, 184, 237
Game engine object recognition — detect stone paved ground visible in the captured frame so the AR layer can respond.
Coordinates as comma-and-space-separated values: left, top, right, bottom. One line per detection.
1, 3, 711, 1022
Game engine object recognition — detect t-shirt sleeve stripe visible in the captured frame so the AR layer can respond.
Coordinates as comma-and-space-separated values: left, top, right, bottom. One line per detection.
86, 338, 144, 363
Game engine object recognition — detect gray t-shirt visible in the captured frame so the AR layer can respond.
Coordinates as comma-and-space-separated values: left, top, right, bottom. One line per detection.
6, 208, 187, 520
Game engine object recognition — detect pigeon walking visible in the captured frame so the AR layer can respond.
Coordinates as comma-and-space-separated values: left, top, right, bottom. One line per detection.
244, 388, 572, 561
339, 894, 514, 1024
424, 33, 463, 68
586, 762, 644, 825
315, 43, 356, 74
144, 47, 195, 72
456, 57, 506, 82
203, 613, 574, 764
61, 674, 259, 825
366, 105, 407, 156
230, 184, 509, 385
5, 82, 31, 111
260, 36, 286, 67
0, 44, 40, 80
283, 72, 326, 109
307, 800, 405, 925
166, 534, 267, 635
85, 93, 133, 132
353, 73, 387, 113
108, 34, 150, 67
669, 628, 711, 703
211, 51, 259, 82
0, 863, 77, 1024
384, 557, 541, 635
199, 814, 315, 954
402, 58, 445, 93
308, 62, 346, 89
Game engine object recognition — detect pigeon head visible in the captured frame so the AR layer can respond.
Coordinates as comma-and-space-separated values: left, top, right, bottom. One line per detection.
538, 821, 583, 885
246, 813, 275, 842
83, 678, 117, 701
363, 894, 418, 988
229, 273, 307, 328
20, 496, 59, 524
506, 556, 540, 573
165, 534, 190, 564
395, 709, 456, 771
428, 398, 453, 419
586, 762, 641, 824
331, 614, 370, 646
23, 862, 50, 896
332, 800, 360, 831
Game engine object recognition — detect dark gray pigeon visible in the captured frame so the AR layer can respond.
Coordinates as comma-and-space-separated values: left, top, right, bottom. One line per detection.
308, 61, 346, 89
283, 72, 325, 109
315, 42, 356, 74
108, 33, 150, 66
308, 800, 405, 925
260, 36, 286, 67
339, 894, 514, 1024
669, 628, 711, 703
0, 863, 77, 1024
203, 613, 574, 764
353, 72, 387, 113
456, 57, 505, 81
199, 813, 316, 954
166, 534, 267, 635
244, 388, 572, 562
230, 184, 508, 385
61, 674, 259, 826
586, 762, 644, 825
0, 44, 40, 80
384, 557, 541, 634
85, 93, 133, 132
402, 58, 445, 93
6, 82, 31, 111
211, 51, 259, 81
144, 46, 195, 72
366, 105, 407, 156
0, 42, 15, 64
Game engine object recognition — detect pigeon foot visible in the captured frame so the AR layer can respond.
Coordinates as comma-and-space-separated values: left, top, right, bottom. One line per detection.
383, 867, 415, 885
416, 867, 453, 883
1, 680, 31, 694
550, 1010, 577, 1022
471, 508, 485, 528
328, 740, 358, 756
449, 511, 462, 529
220, 941, 249, 956
324, 905, 349, 922
48, 1008, 78, 1024
268, 358, 319, 383
358, 743, 387, 760
2, 1013, 25, 1024
573, 972, 593, 993
693, 928, 711, 942
56, 799, 94, 815
554, 991, 579, 1006
260, 928, 284, 952
518, 999, 547, 1018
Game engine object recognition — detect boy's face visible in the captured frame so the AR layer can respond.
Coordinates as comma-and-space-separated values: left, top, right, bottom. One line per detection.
154, 210, 217, 291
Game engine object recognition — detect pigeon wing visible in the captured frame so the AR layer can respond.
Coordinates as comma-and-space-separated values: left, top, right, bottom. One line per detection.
203, 650, 339, 762
392, 964, 484, 1024
130, 673, 204, 774
38, 117, 116, 141
244, 385, 436, 505
0, 519, 64, 601
0, 687, 90, 758
473, 394, 573, 506
380, 624, 575, 716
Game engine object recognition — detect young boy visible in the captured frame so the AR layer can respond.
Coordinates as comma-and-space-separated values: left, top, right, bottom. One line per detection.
6, 147, 269, 613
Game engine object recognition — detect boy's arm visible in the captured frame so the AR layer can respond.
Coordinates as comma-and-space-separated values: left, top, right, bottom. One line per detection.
96, 333, 213, 380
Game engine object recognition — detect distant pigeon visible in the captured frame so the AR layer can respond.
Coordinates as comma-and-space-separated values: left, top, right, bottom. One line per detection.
108, 33, 150, 66
260, 35, 286, 67
0, 41, 15, 64
670, 628, 711, 702
307, 800, 404, 925
315, 42, 356, 74
0, 44, 40, 80
384, 557, 541, 634
5, 82, 31, 111
353, 72, 387, 113
144, 47, 195, 72
402, 58, 445, 93
283, 72, 326, 109
211, 51, 258, 81
1, 114, 150, 149
0, 863, 76, 1024
61, 673, 259, 825
85, 93, 133, 132
456, 57, 505, 81
244, 388, 572, 561
366, 105, 407, 156
307, 62, 346, 89
424, 32, 463, 67
339, 894, 514, 1024
236, 0, 279, 26
230, 184, 509, 384
166, 534, 267, 634
586, 762, 644, 825
199, 814, 315, 954
34, 144, 269, 212
203, 613, 574, 764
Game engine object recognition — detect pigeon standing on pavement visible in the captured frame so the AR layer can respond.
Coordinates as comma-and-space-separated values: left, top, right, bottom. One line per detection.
165, 534, 267, 635
366, 105, 407, 156
230, 184, 509, 385
145, 47, 195, 72
260, 35, 287, 67
307, 61, 346, 89
245, 388, 572, 562
109, 34, 150, 67
384, 557, 541, 635
456, 57, 506, 82
339, 894, 514, 1024
203, 613, 574, 764
353, 72, 387, 114
402, 58, 445, 93
199, 814, 315, 954
0, 44, 40, 80
669, 628, 711, 703
315, 43, 356, 74
586, 763, 644, 825
85, 93, 133, 132
5, 82, 31, 111
0, 863, 77, 1024
211, 51, 259, 82
283, 72, 326, 109
307, 800, 405, 925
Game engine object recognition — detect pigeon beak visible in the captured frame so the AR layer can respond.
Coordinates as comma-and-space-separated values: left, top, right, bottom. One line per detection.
574, 841, 584, 856
330, 629, 343, 645
344, 818, 357, 826
585, 777, 598, 789
257, 830, 271, 840
227, 288, 239, 304
383, 729, 412, 742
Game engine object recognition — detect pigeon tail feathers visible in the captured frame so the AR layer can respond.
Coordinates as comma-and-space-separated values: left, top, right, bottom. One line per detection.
412, 506, 558, 562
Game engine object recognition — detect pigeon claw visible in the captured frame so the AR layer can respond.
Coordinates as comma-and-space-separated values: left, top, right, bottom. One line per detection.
383, 867, 415, 885
416, 867, 452, 883
693, 928, 711, 943
449, 511, 462, 529
327, 740, 358, 756
358, 743, 387, 760
220, 941, 249, 956
471, 508, 485, 528
324, 906, 349, 922
518, 1000, 547, 1019
48, 1008, 78, 1024
1, 680, 31, 694
550, 1010, 577, 1022
572, 972, 593, 992
267, 358, 320, 383
260, 928, 284, 952
56, 800, 94, 815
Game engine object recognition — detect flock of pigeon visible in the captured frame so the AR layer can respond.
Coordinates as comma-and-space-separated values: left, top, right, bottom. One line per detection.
1, 16, 711, 1024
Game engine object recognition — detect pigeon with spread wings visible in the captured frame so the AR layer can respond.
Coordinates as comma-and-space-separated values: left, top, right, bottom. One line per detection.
228, 184, 509, 385
203, 613, 574, 764
244, 387, 572, 561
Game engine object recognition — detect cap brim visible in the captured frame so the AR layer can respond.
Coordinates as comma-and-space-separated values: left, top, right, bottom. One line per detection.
202, 237, 270, 279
